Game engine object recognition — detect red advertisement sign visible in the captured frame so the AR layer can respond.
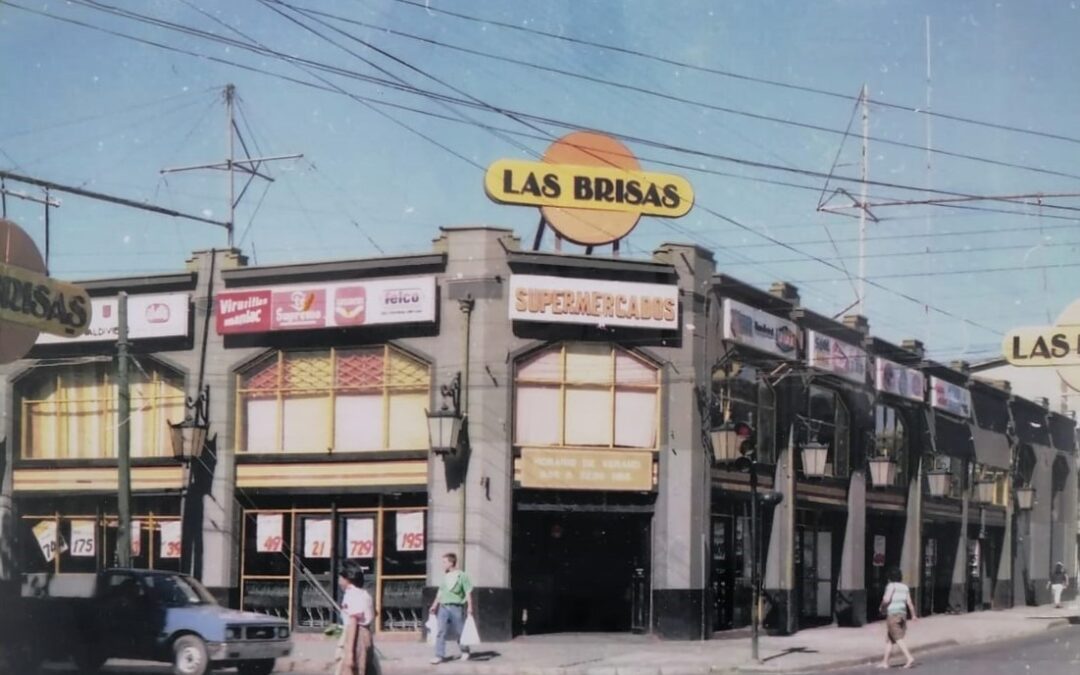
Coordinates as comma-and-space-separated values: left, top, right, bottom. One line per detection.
334, 286, 367, 326
271, 289, 326, 330
216, 290, 272, 334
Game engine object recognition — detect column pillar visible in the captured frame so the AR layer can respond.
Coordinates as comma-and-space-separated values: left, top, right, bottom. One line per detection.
836, 471, 867, 625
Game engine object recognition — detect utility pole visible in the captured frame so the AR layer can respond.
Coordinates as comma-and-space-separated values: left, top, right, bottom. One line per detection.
160, 84, 302, 249
116, 292, 132, 567
458, 297, 474, 568
857, 83, 870, 315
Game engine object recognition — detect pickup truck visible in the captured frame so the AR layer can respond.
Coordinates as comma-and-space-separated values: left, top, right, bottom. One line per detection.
9, 568, 292, 675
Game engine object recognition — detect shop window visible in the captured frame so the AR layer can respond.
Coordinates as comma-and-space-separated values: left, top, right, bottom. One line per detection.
238, 346, 430, 453
514, 343, 660, 449
873, 404, 907, 485
240, 505, 427, 632
20, 513, 181, 574
19, 362, 185, 460
714, 365, 777, 464
806, 385, 850, 477
927, 455, 965, 499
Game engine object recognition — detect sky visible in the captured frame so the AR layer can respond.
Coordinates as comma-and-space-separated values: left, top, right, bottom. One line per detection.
2, 0, 1080, 363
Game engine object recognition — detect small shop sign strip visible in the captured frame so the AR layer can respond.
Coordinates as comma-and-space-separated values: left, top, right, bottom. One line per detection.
509, 274, 678, 330
721, 298, 799, 359
806, 330, 869, 384
216, 275, 436, 335
37, 292, 190, 344
519, 447, 654, 491
929, 376, 972, 418
874, 357, 925, 402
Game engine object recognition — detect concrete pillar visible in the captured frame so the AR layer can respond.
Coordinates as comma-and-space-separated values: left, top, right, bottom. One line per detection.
649, 244, 714, 640
764, 435, 797, 634
836, 471, 867, 625
425, 228, 517, 641
1029, 449, 1054, 604
947, 490, 969, 613
1061, 456, 1078, 601
900, 456, 923, 608
994, 499, 1014, 608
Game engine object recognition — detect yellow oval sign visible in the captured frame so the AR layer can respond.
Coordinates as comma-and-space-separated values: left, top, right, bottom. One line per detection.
0, 261, 91, 338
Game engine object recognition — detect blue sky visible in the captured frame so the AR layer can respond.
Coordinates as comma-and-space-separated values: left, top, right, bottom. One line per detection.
3, 0, 1080, 361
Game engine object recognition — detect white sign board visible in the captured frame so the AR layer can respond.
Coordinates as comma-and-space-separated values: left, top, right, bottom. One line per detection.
509, 274, 678, 330
37, 293, 190, 344
131, 520, 142, 557
346, 518, 376, 559
873, 535, 886, 567
70, 519, 96, 558
806, 330, 868, 384
721, 298, 799, 358
304, 518, 332, 558
159, 520, 182, 559
32, 520, 67, 563
256, 513, 284, 553
216, 276, 436, 335
395, 511, 425, 552
930, 376, 972, 418
875, 358, 925, 402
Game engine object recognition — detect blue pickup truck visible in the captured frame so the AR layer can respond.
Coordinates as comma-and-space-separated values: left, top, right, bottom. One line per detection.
11, 569, 292, 675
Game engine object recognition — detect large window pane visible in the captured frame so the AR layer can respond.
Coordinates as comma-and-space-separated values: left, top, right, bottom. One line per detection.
565, 343, 612, 384
335, 395, 382, 451
515, 385, 560, 446
387, 392, 428, 449
565, 387, 612, 446
246, 399, 279, 453
283, 397, 331, 452
614, 389, 657, 448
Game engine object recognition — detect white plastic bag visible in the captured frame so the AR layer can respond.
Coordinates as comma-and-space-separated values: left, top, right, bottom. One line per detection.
425, 612, 439, 646
460, 615, 481, 647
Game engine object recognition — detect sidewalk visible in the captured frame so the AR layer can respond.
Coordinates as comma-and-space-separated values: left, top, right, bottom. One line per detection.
279, 604, 1079, 675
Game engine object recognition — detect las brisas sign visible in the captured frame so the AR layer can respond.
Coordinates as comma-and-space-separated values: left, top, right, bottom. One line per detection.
216, 276, 436, 335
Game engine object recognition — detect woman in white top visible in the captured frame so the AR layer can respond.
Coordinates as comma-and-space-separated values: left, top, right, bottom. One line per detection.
338, 561, 376, 675
879, 567, 917, 669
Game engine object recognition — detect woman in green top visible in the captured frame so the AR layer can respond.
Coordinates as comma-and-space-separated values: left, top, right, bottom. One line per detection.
429, 552, 474, 664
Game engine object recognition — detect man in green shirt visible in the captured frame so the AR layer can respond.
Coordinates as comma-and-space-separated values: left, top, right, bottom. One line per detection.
429, 552, 474, 664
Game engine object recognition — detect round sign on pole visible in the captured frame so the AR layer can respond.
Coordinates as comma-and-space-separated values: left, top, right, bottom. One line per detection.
0, 218, 92, 363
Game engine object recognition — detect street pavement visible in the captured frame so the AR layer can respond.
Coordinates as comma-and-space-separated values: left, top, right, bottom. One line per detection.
33, 603, 1080, 674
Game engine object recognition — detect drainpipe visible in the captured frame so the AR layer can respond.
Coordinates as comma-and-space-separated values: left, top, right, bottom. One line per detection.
459, 297, 475, 568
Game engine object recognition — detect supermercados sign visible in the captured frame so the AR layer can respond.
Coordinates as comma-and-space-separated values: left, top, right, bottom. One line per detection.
1003, 297, 1080, 392
721, 298, 799, 358
485, 131, 694, 246
509, 274, 678, 330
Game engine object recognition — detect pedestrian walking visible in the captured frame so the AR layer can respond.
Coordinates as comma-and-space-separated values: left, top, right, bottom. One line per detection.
429, 552, 474, 665
339, 560, 376, 675
878, 567, 917, 669
1050, 561, 1069, 608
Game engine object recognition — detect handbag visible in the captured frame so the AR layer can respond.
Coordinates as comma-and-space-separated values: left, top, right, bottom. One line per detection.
425, 613, 439, 646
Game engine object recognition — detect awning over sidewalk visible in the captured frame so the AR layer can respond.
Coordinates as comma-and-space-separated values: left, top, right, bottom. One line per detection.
971, 426, 1011, 469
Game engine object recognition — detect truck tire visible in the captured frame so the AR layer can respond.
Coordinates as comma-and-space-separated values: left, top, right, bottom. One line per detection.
171, 635, 209, 675
237, 658, 277, 675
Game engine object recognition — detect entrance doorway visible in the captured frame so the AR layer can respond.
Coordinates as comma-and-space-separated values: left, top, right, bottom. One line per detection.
512, 509, 651, 635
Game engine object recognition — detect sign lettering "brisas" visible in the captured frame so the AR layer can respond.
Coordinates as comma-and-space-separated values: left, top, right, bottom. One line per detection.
0, 262, 90, 337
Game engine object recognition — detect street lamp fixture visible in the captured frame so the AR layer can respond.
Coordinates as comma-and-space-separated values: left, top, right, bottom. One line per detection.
710, 421, 754, 463
169, 385, 210, 462
868, 456, 898, 487
426, 372, 463, 456
1015, 485, 1035, 511
926, 469, 953, 498
800, 441, 830, 478
974, 479, 997, 505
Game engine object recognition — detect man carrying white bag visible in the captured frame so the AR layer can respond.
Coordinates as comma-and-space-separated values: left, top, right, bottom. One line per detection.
428, 552, 480, 663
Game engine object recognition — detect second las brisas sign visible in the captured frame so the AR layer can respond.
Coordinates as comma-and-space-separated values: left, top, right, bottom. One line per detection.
509, 274, 678, 330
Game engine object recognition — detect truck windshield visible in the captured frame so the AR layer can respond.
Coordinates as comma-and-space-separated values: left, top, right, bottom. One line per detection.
143, 574, 218, 608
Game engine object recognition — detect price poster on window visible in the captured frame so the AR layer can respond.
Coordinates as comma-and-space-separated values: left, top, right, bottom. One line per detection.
160, 521, 182, 559
131, 520, 142, 557
32, 520, 67, 563
873, 535, 886, 567
304, 518, 332, 558
396, 511, 425, 552
256, 513, 284, 553
346, 518, 375, 559
70, 520, 96, 558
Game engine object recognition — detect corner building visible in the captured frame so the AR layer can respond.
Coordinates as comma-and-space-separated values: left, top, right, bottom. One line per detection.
0, 227, 1075, 642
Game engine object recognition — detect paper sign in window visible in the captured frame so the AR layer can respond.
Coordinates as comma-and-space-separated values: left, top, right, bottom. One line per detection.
346, 518, 375, 559
304, 518, 332, 558
256, 513, 284, 553
159, 521, 182, 559
32, 520, 67, 563
70, 520, 96, 558
131, 520, 142, 557
396, 511, 425, 552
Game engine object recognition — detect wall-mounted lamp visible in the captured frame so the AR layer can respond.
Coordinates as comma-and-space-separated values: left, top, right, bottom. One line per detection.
169, 385, 210, 463
426, 372, 463, 456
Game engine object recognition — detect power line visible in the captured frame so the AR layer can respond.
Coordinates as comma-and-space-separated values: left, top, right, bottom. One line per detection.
791, 259, 1080, 283
389, 0, 1080, 149
722, 239, 1080, 266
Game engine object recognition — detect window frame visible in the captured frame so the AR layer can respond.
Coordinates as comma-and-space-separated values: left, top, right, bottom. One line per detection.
805, 384, 851, 478
513, 342, 661, 450
235, 345, 431, 454
714, 365, 778, 465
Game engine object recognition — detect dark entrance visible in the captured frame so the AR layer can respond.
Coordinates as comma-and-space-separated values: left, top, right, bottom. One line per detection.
796, 508, 843, 627
865, 513, 905, 622
921, 520, 960, 616
512, 507, 651, 635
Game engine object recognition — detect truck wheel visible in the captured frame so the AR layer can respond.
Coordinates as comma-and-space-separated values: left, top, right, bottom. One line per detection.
237, 659, 277, 675
171, 635, 209, 675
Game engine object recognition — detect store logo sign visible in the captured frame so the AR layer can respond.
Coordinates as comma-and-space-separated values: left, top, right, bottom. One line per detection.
806, 330, 868, 384
722, 299, 800, 359
875, 358, 925, 402
930, 376, 972, 419
509, 274, 678, 330
38, 292, 190, 345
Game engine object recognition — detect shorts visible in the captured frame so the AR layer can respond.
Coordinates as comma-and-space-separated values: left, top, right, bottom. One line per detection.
886, 613, 907, 642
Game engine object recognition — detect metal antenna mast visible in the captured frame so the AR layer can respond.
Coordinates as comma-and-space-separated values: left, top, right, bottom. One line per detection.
857, 83, 870, 315
161, 84, 302, 248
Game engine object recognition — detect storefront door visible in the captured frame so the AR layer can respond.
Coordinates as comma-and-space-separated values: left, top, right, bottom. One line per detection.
512, 509, 651, 634
797, 526, 834, 624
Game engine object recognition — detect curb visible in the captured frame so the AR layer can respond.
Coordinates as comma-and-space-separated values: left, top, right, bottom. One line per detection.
729, 639, 958, 674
